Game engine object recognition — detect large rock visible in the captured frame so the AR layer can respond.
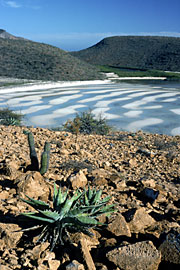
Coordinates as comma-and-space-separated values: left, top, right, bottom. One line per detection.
0, 159, 21, 180
159, 230, 180, 264
126, 208, 155, 234
16, 171, 50, 201
106, 241, 161, 270
0, 223, 23, 250
107, 214, 131, 237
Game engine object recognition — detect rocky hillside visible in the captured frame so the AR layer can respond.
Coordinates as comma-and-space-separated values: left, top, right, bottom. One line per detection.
0, 31, 104, 81
0, 125, 179, 269
71, 36, 180, 72
0, 29, 26, 40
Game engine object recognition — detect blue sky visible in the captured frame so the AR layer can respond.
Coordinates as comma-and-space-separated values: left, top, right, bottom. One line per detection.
0, 0, 180, 51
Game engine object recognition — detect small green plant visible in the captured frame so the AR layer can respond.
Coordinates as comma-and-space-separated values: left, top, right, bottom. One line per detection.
20, 184, 115, 251
23, 131, 50, 175
0, 108, 23, 126
63, 110, 111, 135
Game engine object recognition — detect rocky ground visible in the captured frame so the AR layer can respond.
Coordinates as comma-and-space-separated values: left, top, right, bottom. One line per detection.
0, 125, 179, 270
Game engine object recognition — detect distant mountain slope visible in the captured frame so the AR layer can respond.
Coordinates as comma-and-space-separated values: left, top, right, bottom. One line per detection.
70, 36, 180, 72
0, 29, 26, 40
0, 33, 104, 81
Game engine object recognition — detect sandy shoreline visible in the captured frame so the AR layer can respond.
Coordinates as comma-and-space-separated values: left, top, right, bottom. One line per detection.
0, 73, 168, 94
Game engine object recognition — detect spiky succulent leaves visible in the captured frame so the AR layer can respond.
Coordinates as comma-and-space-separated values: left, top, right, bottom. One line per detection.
53, 183, 69, 210
20, 195, 50, 211
58, 190, 82, 220
20, 185, 116, 250
27, 132, 39, 171
21, 211, 57, 223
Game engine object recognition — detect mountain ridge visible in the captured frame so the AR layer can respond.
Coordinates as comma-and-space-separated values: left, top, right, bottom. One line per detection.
0, 30, 104, 81
70, 36, 180, 72
0, 29, 26, 40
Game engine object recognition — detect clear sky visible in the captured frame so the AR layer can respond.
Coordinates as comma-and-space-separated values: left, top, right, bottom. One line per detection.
0, 0, 180, 51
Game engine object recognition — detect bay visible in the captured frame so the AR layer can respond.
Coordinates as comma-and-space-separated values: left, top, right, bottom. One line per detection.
0, 80, 180, 136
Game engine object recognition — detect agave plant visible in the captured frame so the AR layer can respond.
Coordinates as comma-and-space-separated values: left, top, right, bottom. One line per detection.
20, 184, 115, 250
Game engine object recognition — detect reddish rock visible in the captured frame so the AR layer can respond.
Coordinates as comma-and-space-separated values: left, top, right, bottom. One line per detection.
128, 208, 155, 234
16, 171, 50, 201
106, 241, 161, 270
159, 230, 180, 264
68, 170, 87, 189
0, 223, 23, 250
108, 214, 131, 237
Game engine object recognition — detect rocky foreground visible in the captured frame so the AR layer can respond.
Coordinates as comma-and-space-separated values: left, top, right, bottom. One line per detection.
0, 125, 180, 270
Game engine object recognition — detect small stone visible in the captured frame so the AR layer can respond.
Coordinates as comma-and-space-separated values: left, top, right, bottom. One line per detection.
66, 260, 85, 270
142, 187, 159, 201
68, 170, 88, 189
48, 259, 61, 270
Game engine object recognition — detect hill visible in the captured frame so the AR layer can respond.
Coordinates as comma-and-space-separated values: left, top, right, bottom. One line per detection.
70, 36, 180, 72
0, 33, 104, 81
0, 29, 26, 40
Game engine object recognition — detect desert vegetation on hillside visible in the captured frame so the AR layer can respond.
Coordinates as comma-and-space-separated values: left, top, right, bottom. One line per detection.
71, 36, 180, 73
0, 38, 104, 81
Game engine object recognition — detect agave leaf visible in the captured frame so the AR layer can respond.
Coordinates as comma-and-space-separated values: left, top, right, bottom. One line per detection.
38, 210, 60, 221
21, 212, 55, 223
92, 189, 102, 205
53, 183, 58, 202
20, 224, 43, 232
77, 216, 102, 225
99, 204, 116, 213
59, 190, 82, 219
53, 184, 63, 209
21, 195, 50, 211
62, 189, 69, 203
100, 196, 111, 204
84, 191, 89, 206
36, 225, 49, 243
87, 185, 94, 200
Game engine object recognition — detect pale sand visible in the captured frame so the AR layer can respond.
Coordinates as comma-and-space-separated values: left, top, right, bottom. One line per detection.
123, 110, 143, 118
94, 97, 131, 108
127, 118, 164, 132
123, 92, 179, 109
91, 107, 120, 120
0, 75, 170, 95
143, 105, 163, 109
29, 104, 87, 126
171, 127, 180, 136
170, 109, 180, 115
53, 104, 87, 116
49, 94, 83, 105
162, 98, 177, 102
0, 80, 110, 94
110, 77, 167, 80
20, 105, 52, 114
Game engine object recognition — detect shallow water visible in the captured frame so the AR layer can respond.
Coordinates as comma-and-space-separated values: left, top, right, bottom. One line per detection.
0, 80, 180, 136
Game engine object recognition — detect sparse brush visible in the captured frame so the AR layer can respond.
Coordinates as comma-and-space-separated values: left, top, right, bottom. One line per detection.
20, 184, 115, 251
63, 110, 111, 135
0, 108, 23, 126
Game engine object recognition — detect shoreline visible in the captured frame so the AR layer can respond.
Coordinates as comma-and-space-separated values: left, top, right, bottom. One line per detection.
0, 74, 170, 94
105, 72, 167, 80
